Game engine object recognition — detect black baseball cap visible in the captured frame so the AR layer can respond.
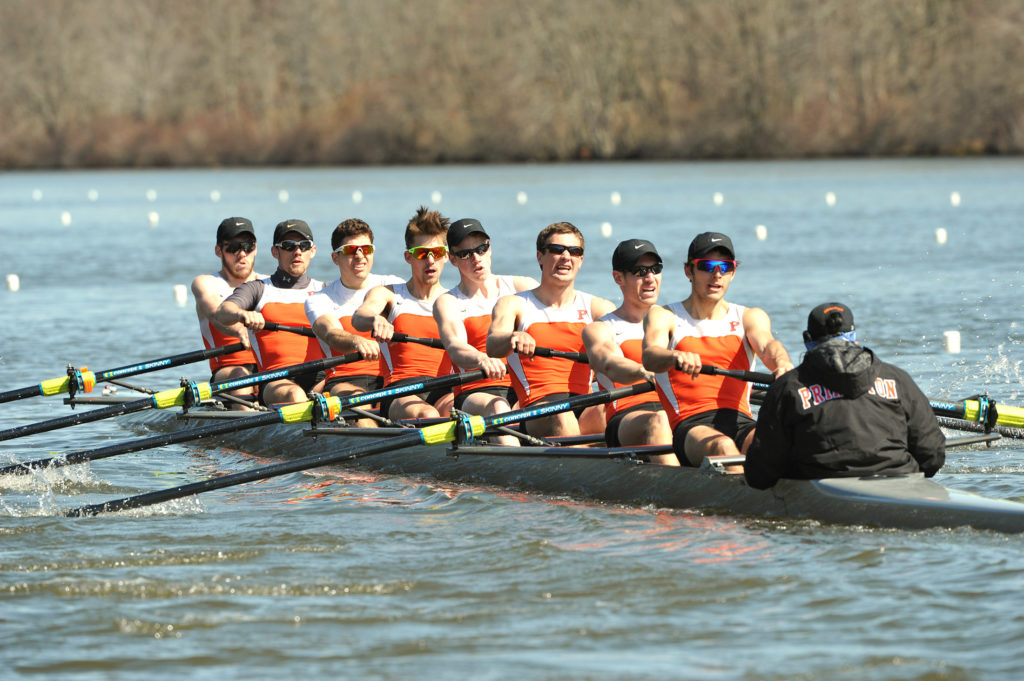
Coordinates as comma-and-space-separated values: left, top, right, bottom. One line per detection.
217, 217, 256, 242
687, 232, 735, 260
805, 302, 855, 343
447, 218, 489, 248
273, 219, 314, 244
612, 239, 661, 271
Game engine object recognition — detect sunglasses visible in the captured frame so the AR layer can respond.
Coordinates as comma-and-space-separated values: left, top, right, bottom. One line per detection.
222, 240, 255, 254
334, 243, 374, 256
407, 245, 448, 260
451, 242, 490, 260
542, 244, 584, 257
628, 263, 663, 277
691, 258, 737, 274
275, 239, 314, 252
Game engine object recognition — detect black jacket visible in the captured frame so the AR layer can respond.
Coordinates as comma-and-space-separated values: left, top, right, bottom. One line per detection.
744, 340, 945, 490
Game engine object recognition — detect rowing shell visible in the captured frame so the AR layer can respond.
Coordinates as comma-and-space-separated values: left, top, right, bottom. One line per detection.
124, 408, 1024, 534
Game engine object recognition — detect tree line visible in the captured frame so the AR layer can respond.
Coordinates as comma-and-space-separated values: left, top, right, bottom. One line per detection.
1, 0, 1020, 169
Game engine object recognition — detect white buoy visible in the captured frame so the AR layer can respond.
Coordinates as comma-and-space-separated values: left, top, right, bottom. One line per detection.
278, 190, 290, 203
516, 191, 528, 205
431, 190, 443, 204
148, 211, 160, 226
172, 284, 188, 306
352, 190, 363, 204
755, 224, 768, 241
146, 189, 158, 202
713, 192, 724, 206
600, 222, 613, 238
935, 227, 948, 244
210, 190, 221, 202
32, 189, 43, 201
87, 189, 99, 202
950, 191, 961, 207
825, 191, 837, 207
943, 330, 961, 354
60, 211, 72, 226
610, 191, 622, 206
5, 274, 20, 291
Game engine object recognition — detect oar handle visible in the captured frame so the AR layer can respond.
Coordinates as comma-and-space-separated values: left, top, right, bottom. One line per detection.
532, 347, 589, 363
263, 322, 316, 337
697, 365, 775, 384
391, 332, 444, 349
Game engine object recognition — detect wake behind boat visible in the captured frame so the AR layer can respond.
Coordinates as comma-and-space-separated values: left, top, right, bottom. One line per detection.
112, 405, 1024, 534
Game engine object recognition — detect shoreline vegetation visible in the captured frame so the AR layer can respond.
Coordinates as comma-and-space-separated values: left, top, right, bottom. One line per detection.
2, 0, 1022, 170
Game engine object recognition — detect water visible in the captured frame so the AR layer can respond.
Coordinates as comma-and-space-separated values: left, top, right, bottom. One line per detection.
2, 159, 1024, 680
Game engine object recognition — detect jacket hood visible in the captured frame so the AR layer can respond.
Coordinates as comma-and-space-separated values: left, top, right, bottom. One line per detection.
800, 339, 877, 397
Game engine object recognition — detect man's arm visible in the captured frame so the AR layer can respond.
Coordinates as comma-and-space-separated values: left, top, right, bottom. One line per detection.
351, 285, 395, 341
743, 307, 795, 379
583, 320, 650, 385
743, 384, 790, 490
213, 280, 264, 347
898, 368, 946, 477
487, 294, 533, 358
590, 296, 616, 320
192, 274, 236, 337
434, 294, 506, 379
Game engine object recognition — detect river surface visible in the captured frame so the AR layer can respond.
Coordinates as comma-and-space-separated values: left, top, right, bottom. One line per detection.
2, 159, 1024, 680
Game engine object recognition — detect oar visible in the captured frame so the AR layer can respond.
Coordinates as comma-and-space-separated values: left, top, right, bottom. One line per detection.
930, 396, 1024, 430
0, 352, 360, 443
263, 321, 316, 337
64, 382, 652, 517
0, 343, 245, 405
1, 370, 487, 476
696, 365, 775, 384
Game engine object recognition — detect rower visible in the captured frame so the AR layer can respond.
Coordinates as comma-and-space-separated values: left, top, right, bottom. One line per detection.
433, 218, 538, 445
352, 206, 454, 421
583, 239, 673, 462
487, 222, 615, 438
190, 217, 265, 409
215, 219, 325, 407
744, 302, 945, 488
642, 232, 794, 467
305, 218, 403, 426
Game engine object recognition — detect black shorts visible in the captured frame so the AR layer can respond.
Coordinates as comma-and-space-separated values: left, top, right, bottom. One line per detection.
325, 374, 384, 396
257, 370, 324, 407
379, 376, 450, 420
672, 409, 756, 467
453, 385, 516, 411
604, 401, 662, 448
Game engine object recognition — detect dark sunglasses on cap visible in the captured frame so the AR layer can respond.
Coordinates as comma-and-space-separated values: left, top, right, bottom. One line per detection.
628, 263, 663, 277
222, 240, 255, 254
334, 243, 374, 256
407, 245, 448, 260
542, 244, 584, 257
691, 258, 737, 274
275, 239, 314, 252
451, 242, 490, 260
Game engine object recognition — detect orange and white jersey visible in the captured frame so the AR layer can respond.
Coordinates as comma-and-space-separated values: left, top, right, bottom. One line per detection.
447, 275, 517, 397
306, 274, 404, 381
592, 312, 660, 419
508, 290, 594, 406
247, 276, 324, 371
383, 283, 451, 384
198, 272, 263, 371
653, 301, 755, 428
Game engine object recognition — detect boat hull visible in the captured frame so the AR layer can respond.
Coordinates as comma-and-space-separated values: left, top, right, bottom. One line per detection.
125, 409, 1024, 533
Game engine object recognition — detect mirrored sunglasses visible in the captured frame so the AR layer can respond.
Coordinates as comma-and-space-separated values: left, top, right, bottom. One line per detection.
407, 245, 448, 260
275, 239, 314, 252
542, 244, 584, 257
334, 243, 374, 256
692, 258, 736, 274
451, 242, 490, 260
222, 240, 255, 254
629, 263, 663, 277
